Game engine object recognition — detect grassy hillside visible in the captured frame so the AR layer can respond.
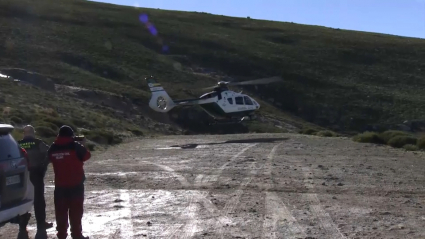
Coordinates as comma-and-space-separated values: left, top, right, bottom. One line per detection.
1, 0, 425, 142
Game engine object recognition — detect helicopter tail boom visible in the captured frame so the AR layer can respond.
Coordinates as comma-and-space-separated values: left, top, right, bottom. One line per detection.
146, 77, 176, 113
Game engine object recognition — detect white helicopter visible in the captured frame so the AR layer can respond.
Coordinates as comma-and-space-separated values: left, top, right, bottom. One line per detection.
146, 76, 282, 124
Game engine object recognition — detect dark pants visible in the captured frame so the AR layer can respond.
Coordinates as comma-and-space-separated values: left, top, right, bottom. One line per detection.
54, 184, 84, 239
29, 167, 47, 229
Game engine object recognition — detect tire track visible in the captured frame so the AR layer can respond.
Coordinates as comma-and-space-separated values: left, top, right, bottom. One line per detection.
195, 144, 258, 188
139, 161, 191, 187
261, 143, 307, 239
301, 167, 346, 239
144, 144, 257, 238
180, 192, 200, 239
216, 162, 260, 238
263, 192, 307, 239
117, 188, 134, 239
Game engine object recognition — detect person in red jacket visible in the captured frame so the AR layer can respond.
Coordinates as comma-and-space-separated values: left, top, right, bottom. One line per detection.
47, 125, 91, 239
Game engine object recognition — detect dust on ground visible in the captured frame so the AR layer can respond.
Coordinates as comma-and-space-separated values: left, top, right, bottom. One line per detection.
2, 133, 425, 239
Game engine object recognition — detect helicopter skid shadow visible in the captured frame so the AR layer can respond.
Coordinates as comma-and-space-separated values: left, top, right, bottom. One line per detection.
170, 137, 289, 149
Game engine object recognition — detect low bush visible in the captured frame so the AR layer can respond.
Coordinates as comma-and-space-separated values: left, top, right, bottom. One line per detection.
316, 130, 337, 137
417, 136, 425, 149
379, 130, 410, 144
35, 126, 57, 138
33, 121, 59, 132
352, 132, 385, 144
86, 142, 96, 151
10, 116, 23, 125
352, 130, 425, 151
41, 116, 78, 133
403, 144, 419, 151
387, 136, 417, 148
301, 128, 317, 135
85, 130, 122, 145
11, 129, 24, 141
71, 118, 94, 128
129, 128, 144, 136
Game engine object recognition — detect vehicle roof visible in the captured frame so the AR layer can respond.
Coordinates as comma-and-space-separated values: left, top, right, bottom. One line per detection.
0, 123, 14, 131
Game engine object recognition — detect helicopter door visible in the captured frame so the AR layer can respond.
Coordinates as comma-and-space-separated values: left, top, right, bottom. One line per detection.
235, 96, 247, 111
227, 98, 233, 105
235, 96, 244, 105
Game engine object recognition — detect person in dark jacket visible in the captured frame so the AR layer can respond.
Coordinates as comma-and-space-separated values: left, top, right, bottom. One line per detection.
47, 125, 91, 239
18, 125, 54, 238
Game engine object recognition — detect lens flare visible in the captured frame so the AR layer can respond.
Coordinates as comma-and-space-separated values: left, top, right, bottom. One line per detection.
139, 13, 168, 53
139, 13, 148, 23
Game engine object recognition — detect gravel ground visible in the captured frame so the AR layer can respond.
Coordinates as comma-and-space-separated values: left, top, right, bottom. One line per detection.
2, 133, 425, 239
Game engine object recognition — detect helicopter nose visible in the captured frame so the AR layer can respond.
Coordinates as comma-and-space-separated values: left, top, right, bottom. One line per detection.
253, 100, 260, 109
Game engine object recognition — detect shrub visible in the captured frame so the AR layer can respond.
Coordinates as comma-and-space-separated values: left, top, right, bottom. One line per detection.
11, 129, 24, 141
71, 118, 94, 128
42, 116, 78, 132
352, 132, 385, 144
10, 116, 23, 125
387, 136, 417, 148
316, 130, 337, 137
403, 144, 419, 151
379, 130, 410, 144
85, 130, 122, 145
86, 142, 96, 151
301, 128, 317, 135
417, 136, 425, 149
35, 126, 57, 138
129, 128, 144, 136
33, 121, 59, 131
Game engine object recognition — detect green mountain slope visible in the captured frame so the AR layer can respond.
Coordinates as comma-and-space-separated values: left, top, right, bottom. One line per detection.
1, 0, 425, 142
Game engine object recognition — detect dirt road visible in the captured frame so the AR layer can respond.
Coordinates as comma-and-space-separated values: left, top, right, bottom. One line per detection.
2, 133, 425, 238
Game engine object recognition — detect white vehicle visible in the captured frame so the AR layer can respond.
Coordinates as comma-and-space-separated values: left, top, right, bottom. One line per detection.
0, 124, 33, 227
146, 76, 282, 124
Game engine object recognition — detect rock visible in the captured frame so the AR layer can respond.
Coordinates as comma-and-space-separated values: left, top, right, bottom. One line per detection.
337, 182, 344, 186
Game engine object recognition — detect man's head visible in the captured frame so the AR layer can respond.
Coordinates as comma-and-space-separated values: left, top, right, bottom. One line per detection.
23, 125, 36, 138
58, 125, 74, 138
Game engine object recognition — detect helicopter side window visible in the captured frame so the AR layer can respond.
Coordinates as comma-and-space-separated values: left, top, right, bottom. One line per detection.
235, 96, 244, 105
227, 98, 233, 104
244, 96, 253, 105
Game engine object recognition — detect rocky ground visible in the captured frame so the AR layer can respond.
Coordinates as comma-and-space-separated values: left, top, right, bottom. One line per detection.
2, 133, 425, 239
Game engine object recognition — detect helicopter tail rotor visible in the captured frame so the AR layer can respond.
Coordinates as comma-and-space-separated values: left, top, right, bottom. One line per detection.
146, 77, 176, 113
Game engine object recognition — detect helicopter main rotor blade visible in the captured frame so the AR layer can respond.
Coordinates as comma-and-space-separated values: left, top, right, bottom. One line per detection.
192, 76, 282, 91
199, 85, 217, 91
228, 76, 282, 86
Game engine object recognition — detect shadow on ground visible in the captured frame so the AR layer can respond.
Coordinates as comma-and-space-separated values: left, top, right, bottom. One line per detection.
170, 137, 289, 149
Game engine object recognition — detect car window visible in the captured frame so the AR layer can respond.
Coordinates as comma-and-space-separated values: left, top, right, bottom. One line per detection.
227, 98, 233, 104
244, 96, 253, 105
0, 133, 22, 161
235, 96, 244, 105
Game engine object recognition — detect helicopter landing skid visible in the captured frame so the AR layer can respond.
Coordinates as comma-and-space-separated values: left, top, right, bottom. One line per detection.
209, 116, 255, 125
208, 118, 242, 125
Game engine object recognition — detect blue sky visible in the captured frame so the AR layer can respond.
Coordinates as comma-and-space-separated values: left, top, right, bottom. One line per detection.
91, 0, 425, 39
